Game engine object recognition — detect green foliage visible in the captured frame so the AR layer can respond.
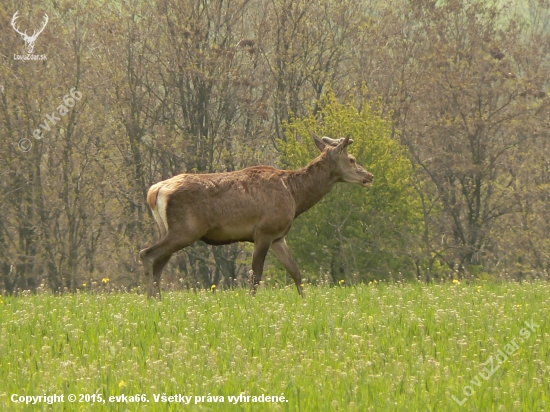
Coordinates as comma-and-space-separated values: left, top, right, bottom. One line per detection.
278, 91, 422, 283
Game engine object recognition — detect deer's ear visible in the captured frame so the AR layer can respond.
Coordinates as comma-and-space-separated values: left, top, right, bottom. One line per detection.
311, 132, 327, 151
336, 135, 353, 152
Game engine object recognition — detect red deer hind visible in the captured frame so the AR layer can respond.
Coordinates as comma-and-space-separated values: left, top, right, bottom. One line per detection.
139, 133, 374, 297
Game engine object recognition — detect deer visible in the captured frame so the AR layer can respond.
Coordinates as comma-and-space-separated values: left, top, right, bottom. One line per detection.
11, 11, 49, 54
139, 133, 374, 298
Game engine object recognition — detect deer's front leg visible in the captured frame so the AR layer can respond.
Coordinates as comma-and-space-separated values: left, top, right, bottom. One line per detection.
250, 239, 271, 295
270, 237, 304, 297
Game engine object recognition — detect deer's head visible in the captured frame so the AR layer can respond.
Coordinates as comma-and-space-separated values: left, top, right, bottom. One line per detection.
11, 11, 49, 54
312, 133, 374, 187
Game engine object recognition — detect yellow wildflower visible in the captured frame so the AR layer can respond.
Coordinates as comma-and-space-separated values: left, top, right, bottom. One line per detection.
118, 380, 126, 388
102, 277, 110, 284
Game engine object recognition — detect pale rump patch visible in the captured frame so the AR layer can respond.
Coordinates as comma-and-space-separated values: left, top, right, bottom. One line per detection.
156, 189, 169, 232
151, 208, 164, 235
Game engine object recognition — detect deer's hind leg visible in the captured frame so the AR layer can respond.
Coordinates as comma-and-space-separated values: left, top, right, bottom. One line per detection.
139, 232, 200, 298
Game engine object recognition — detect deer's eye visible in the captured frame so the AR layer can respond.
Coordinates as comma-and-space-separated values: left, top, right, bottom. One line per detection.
349, 158, 356, 164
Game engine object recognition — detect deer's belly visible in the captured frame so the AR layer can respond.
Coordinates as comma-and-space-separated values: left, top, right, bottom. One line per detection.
201, 224, 255, 245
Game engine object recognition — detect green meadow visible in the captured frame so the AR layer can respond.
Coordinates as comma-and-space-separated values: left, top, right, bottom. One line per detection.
0, 282, 549, 411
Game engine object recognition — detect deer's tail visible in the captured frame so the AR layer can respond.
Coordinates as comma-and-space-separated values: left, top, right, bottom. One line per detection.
147, 184, 168, 239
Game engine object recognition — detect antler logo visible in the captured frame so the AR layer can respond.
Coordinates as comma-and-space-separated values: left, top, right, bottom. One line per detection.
11, 11, 49, 54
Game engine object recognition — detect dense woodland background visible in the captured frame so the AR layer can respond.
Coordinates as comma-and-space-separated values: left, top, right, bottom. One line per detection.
1, 0, 549, 293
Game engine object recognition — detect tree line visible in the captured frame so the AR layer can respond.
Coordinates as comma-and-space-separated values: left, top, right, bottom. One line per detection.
1, 0, 549, 293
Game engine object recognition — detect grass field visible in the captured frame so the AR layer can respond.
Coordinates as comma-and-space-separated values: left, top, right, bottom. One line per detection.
0, 282, 549, 411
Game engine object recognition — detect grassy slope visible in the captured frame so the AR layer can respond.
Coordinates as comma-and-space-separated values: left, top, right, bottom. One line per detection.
0, 282, 549, 411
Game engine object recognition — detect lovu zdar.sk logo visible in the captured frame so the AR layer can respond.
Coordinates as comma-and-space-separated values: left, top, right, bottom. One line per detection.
11, 10, 48, 61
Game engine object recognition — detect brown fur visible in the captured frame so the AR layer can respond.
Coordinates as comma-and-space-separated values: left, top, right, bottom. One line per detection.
139, 134, 374, 297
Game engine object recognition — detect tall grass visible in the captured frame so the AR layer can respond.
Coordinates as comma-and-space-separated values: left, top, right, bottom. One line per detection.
0, 282, 548, 411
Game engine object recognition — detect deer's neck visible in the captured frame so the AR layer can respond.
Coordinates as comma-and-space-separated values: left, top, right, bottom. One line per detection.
286, 153, 337, 218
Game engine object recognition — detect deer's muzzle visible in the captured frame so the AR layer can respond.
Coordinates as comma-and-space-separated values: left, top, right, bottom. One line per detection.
362, 173, 374, 187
